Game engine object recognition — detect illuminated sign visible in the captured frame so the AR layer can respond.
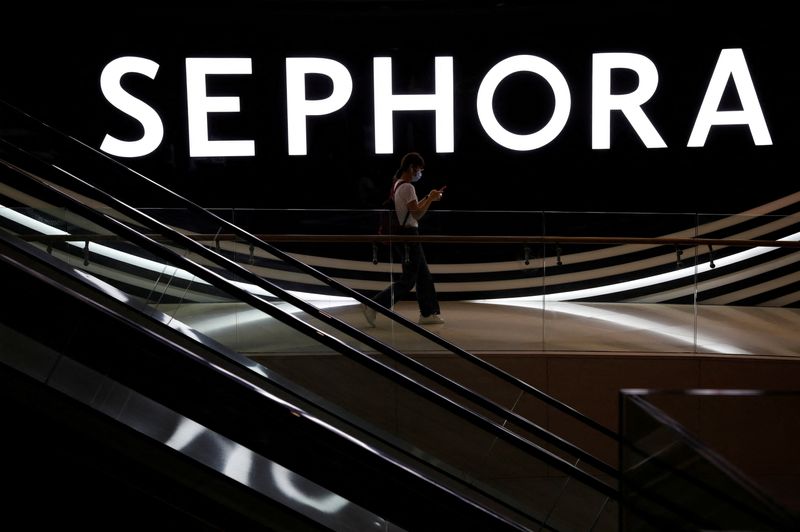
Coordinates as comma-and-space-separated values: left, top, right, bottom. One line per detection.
99, 48, 771, 158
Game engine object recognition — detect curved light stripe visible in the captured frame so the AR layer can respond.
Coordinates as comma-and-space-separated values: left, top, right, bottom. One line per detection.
473, 234, 799, 303
3, 202, 799, 305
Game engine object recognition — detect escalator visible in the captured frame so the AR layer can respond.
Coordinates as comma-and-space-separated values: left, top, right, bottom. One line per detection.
0, 215, 523, 531
0, 100, 622, 530
0, 96, 622, 484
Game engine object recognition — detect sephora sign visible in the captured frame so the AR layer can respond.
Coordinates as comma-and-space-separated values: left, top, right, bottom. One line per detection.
99, 48, 771, 159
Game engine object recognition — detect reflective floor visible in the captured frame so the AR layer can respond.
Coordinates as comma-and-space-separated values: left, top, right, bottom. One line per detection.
157, 300, 800, 359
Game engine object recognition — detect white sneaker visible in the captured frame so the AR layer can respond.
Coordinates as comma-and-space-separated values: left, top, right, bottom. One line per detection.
418, 313, 444, 325
362, 304, 376, 327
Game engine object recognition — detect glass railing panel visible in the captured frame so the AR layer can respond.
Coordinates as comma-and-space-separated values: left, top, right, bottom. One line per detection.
122, 206, 800, 363
211, 207, 550, 349
695, 212, 800, 358
643, 389, 800, 519
540, 211, 701, 354
134, 206, 455, 359
620, 389, 800, 530
0, 203, 330, 355
422, 209, 547, 353
0, 204, 201, 308
147, 208, 556, 393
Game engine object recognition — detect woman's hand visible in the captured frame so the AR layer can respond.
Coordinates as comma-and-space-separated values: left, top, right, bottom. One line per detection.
429, 186, 445, 202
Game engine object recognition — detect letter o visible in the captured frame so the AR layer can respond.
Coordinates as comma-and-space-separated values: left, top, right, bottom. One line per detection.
477, 55, 571, 151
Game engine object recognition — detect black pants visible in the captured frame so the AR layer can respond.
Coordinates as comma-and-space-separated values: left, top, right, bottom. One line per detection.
373, 228, 440, 317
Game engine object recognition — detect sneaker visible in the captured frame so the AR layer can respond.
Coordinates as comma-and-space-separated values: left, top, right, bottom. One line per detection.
362, 304, 376, 327
418, 313, 444, 325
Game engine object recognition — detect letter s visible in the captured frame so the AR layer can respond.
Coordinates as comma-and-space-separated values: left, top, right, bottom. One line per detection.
99, 56, 163, 157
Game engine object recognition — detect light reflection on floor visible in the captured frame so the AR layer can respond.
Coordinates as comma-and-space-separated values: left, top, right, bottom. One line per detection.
154, 299, 800, 359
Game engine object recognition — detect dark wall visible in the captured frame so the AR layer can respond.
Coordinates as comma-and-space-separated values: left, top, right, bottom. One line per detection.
2, 3, 796, 215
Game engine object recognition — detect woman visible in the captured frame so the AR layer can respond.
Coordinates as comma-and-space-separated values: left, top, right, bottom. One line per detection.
364, 152, 445, 326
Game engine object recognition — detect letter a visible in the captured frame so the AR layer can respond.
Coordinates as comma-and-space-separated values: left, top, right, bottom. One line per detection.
688, 48, 772, 147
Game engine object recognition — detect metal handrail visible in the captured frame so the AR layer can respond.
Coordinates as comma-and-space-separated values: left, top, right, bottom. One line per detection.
0, 153, 620, 503
17, 233, 800, 248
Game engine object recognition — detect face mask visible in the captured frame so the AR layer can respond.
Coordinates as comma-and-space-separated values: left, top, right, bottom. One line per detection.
412, 169, 423, 182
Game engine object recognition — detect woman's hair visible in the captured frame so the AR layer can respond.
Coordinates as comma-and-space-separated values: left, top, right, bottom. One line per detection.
394, 152, 425, 179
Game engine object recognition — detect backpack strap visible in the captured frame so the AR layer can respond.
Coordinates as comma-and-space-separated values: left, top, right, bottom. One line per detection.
391, 180, 411, 228
389, 178, 403, 198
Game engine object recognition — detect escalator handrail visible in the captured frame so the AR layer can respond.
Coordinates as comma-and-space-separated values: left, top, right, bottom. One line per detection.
0, 98, 619, 444
7, 150, 618, 478
0, 152, 619, 500
0, 233, 533, 532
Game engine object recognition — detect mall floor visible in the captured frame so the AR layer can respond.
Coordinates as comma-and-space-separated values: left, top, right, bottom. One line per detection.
160, 299, 800, 359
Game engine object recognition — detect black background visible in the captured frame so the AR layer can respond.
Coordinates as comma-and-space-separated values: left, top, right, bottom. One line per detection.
1, 2, 795, 215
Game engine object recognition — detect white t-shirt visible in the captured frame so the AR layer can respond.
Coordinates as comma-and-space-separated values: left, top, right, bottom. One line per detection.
393, 181, 418, 228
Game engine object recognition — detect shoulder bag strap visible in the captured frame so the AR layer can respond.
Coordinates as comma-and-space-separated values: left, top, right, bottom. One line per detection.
393, 181, 412, 227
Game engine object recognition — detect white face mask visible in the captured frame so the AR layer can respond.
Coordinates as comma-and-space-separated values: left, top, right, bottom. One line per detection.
412, 169, 423, 182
